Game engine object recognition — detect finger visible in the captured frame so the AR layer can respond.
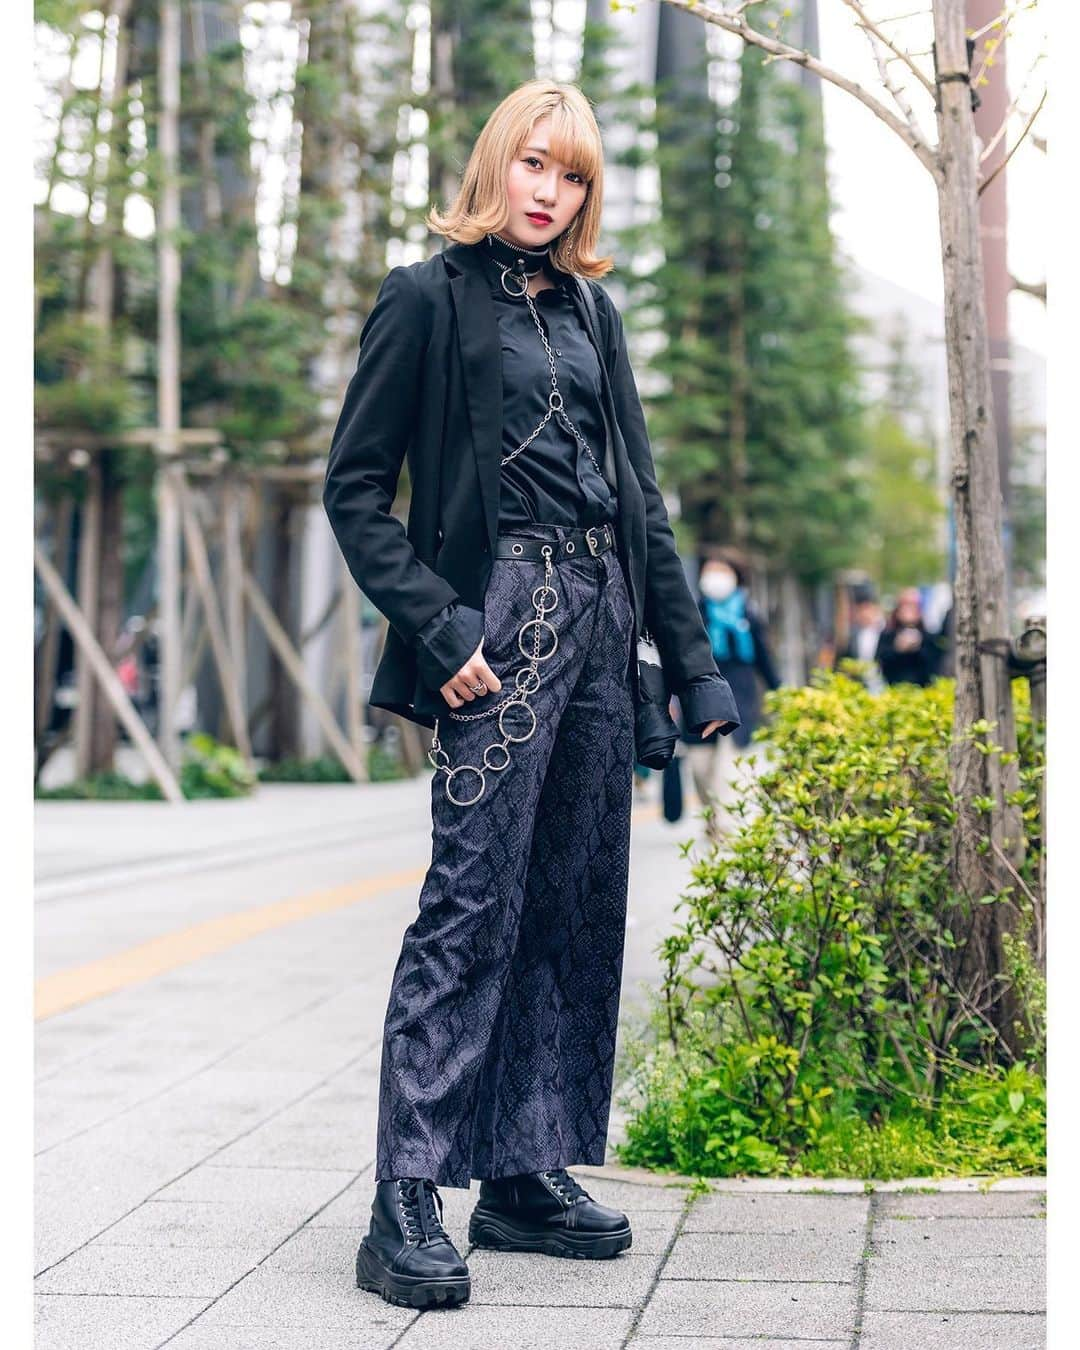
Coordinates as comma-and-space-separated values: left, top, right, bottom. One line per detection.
474, 657, 501, 692
440, 681, 464, 708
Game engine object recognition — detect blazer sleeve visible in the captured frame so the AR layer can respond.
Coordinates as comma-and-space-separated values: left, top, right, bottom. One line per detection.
599, 288, 720, 688
322, 265, 461, 643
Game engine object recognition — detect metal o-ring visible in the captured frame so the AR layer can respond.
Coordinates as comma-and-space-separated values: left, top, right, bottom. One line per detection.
515, 667, 541, 695
532, 585, 558, 612
483, 743, 511, 771
499, 699, 537, 744
445, 764, 486, 806
549, 390, 564, 411
518, 618, 558, 660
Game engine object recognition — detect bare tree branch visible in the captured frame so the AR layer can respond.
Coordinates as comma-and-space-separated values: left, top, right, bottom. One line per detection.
840, 0, 935, 97
1010, 275, 1047, 303
978, 87, 1046, 197
979, 55, 1046, 163
852, 12, 931, 148
659, 0, 939, 178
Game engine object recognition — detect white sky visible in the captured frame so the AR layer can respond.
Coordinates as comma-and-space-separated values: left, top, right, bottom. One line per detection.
816, 2, 1046, 355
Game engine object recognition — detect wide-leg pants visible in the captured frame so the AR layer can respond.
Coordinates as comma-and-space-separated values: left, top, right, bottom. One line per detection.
374, 522, 637, 1189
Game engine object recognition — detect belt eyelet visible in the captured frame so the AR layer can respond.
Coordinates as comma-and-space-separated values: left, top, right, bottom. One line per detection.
566, 541, 575, 553
512, 542, 523, 555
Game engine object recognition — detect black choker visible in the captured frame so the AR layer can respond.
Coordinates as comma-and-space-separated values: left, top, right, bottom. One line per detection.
482, 230, 554, 277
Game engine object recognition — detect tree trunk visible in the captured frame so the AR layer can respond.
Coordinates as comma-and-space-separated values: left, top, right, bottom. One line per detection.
268, 486, 301, 760
933, 0, 1023, 1051
88, 449, 125, 771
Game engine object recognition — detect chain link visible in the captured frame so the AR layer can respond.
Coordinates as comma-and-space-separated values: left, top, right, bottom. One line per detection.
494, 262, 606, 481
428, 545, 560, 807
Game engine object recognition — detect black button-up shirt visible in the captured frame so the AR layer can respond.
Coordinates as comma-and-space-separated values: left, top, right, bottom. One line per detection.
490, 261, 617, 531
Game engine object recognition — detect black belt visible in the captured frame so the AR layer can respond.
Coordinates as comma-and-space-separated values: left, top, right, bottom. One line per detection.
494, 522, 616, 562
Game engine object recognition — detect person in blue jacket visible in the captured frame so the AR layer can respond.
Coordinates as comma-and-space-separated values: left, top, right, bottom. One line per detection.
680, 548, 780, 840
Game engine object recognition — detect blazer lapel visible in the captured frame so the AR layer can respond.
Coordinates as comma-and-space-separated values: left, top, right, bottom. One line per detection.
444, 242, 503, 554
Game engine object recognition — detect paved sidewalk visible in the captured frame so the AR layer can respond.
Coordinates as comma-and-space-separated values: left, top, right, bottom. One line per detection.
34, 781, 1047, 1348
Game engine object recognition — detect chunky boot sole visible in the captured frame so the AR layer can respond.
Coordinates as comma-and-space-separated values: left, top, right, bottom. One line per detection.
467, 1209, 633, 1260
355, 1242, 470, 1309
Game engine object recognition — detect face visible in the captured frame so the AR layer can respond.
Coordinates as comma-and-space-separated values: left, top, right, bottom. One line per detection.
895, 589, 922, 624
502, 115, 589, 249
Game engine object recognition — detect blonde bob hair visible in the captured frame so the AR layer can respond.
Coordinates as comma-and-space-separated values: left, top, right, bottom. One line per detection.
427, 80, 614, 280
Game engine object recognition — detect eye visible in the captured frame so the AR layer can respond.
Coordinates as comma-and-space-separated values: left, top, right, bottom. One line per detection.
524, 156, 586, 185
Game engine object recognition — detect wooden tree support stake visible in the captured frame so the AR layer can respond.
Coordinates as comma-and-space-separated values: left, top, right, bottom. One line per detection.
33, 542, 185, 803
241, 567, 367, 783
176, 473, 253, 761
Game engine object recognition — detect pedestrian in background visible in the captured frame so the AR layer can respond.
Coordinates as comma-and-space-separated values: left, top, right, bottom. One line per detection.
680, 548, 779, 842
840, 585, 886, 693
876, 587, 937, 687
323, 80, 739, 1312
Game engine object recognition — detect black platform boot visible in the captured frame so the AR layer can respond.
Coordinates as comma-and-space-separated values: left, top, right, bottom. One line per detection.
467, 1167, 632, 1260
355, 1177, 470, 1308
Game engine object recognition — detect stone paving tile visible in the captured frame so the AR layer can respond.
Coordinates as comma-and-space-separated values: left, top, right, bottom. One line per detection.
637, 1278, 857, 1340
874, 1215, 1045, 1258
166, 1325, 404, 1350
877, 1191, 1046, 1219
395, 1304, 636, 1349
663, 1228, 864, 1283
35, 1293, 211, 1350
627, 1340, 849, 1350
682, 1192, 869, 1234
859, 1310, 1046, 1350
185, 1265, 423, 1333
35, 1242, 265, 1299
463, 1248, 661, 1306
864, 1254, 1045, 1313
578, 1176, 690, 1211
92, 1199, 292, 1250
152, 1163, 357, 1212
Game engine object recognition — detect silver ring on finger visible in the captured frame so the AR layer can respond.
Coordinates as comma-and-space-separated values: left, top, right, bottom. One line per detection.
468, 680, 487, 694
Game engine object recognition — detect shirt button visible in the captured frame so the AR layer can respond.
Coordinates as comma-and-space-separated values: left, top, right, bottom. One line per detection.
556, 349, 562, 356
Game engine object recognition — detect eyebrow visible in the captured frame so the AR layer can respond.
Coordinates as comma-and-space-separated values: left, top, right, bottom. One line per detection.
524, 145, 551, 155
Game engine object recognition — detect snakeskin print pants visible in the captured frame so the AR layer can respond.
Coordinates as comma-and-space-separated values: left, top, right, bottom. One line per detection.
374, 522, 637, 1189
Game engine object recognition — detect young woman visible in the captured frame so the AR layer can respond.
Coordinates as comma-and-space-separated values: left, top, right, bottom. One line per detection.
323, 79, 739, 1311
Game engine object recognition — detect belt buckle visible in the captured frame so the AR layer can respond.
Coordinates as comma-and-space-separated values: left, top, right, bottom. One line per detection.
585, 526, 602, 557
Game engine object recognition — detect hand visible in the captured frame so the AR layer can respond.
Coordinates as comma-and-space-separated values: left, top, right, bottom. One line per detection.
700, 720, 725, 739
439, 639, 502, 709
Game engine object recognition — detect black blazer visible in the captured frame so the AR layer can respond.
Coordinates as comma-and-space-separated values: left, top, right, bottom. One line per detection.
323, 238, 729, 729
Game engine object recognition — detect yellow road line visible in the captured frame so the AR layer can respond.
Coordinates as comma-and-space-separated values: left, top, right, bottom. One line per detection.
34, 867, 426, 1023
35, 801, 661, 1023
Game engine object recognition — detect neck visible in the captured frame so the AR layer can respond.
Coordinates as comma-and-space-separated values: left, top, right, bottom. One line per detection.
481, 230, 562, 285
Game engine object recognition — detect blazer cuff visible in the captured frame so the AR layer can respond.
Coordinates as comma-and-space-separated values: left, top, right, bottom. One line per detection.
677, 672, 741, 736
413, 603, 485, 691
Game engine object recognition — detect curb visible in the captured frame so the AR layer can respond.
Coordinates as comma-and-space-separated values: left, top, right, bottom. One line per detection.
580, 1160, 1046, 1194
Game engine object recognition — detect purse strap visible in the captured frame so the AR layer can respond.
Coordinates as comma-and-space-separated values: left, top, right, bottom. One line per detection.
573, 276, 605, 372
574, 275, 657, 648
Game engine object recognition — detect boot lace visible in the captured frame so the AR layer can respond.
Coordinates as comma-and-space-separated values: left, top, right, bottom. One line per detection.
397, 1177, 447, 1245
542, 1168, 590, 1204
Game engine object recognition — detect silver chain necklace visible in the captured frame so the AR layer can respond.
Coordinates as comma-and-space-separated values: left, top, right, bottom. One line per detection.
484, 233, 605, 479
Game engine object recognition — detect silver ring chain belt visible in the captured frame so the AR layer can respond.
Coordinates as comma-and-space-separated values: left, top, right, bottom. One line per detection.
427, 522, 616, 807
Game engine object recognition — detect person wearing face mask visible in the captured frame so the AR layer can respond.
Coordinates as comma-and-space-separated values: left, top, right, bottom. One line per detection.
679, 549, 780, 840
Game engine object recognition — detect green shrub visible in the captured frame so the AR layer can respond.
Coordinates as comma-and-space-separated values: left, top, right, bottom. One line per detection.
179, 732, 257, 798
35, 770, 165, 801
616, 671, 1045, 1178
257, 746, 408, 783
